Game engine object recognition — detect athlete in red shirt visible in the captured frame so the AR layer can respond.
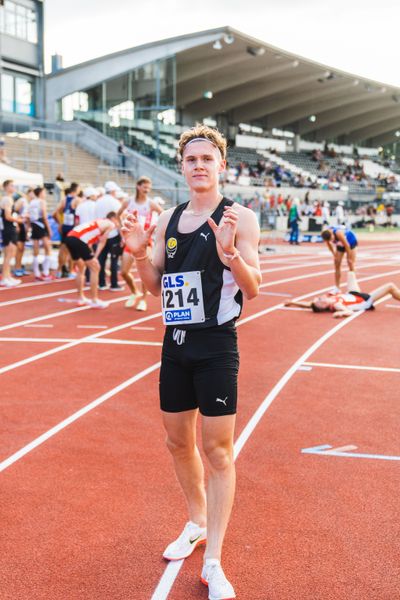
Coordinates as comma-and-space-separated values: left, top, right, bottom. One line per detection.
285, 272, 400, 318
65, 212, 119, 308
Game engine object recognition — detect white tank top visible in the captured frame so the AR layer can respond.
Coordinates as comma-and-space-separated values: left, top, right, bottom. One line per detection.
29, 199, 43, 223
127, 197, 155, 229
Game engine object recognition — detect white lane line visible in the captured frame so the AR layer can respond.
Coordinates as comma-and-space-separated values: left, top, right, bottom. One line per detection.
259, 261, 398, 289
0, 311, 162, 376
0, 278, 70, 293
77, 325, 108, 329
385, 304, 400, 309
0, 287, 84, 308
0, 295, 131, 333
304, 361, 400, 374
238, 268, 400, 328
24, 324, 54, 328
278, 306, 306, 311
151, 291, 393, 600
130, 326, 156, 331
0, 337, 163, 347
0, 361, 161, 473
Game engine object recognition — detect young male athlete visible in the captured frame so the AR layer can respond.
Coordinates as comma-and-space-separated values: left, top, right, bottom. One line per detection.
122, 125, 261, 600
118, 176, 163, 310
285, 272, 400, 317
321, 225, 358, 291
0, 180, 23, 286
28, 187, 54, 281
65, 213, 120, 308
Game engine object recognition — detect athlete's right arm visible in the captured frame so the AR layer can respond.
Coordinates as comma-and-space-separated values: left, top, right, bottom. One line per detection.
326, 240, 336, 256
121, 208, 173, 296
284, 300, 312, 309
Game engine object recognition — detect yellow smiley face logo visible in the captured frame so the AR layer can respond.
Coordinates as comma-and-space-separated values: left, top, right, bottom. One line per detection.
166, 237, 178, 258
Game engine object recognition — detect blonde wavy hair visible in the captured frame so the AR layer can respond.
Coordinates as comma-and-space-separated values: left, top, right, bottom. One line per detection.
178, 124, 227, 160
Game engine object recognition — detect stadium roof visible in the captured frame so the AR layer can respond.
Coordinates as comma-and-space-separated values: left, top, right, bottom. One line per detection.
47, 27, 400, 147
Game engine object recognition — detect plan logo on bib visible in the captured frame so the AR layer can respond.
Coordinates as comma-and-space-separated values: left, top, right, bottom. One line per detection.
166, 237, 178, 258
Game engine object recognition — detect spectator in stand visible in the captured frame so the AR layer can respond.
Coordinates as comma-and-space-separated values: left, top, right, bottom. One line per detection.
313, 201, 322, 217
385, 203, 395, 227
118, 140, 127, 172
0, 137, 10, 165
288, 198, 301, 245
28, 187, 54, 281
95, 181, 123, 291
53, 173, 65, 205
335, 201, 345, 226
0, 180, 23, 287
322, 201, 330, 225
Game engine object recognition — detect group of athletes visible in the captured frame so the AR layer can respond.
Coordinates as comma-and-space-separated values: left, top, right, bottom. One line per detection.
1, 124, 400, 600
0, 175, 163, 310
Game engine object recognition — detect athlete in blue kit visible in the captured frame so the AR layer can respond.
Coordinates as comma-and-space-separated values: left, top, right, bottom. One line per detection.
321, 225, 358, 291
122, 124, 261, 600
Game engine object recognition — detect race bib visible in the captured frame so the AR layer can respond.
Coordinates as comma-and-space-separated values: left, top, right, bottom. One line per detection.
64, 212, 75, 226
162, 271, 205, 325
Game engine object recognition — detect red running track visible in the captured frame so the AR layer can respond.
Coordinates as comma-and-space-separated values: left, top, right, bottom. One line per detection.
1, 241, 400, 599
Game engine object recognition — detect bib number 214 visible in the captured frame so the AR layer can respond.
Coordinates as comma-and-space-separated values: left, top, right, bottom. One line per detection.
162, 271, 205, 325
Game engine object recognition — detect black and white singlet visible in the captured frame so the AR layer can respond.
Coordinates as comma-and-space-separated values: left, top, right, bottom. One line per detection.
162, 198, 242, 329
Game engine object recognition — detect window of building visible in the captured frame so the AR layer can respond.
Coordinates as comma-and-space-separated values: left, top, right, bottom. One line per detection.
1, 74, 14, 113
0, 1, 38, 43
1, 72, 35, 116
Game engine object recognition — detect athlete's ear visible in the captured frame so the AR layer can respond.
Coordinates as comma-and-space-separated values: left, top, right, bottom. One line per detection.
218, 159, 226, 174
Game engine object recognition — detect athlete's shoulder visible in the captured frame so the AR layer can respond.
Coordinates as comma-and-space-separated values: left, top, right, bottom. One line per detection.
156, 206, 175, 232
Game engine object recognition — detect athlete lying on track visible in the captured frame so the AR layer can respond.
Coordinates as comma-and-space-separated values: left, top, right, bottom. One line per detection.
285, 272, 400, 318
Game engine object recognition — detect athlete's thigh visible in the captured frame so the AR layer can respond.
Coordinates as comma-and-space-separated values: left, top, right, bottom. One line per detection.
194, 360, 238, 417
121, 251, 134, 272
201, 413, 236, 452
334, 250, 344, 266
159, 353, 198, 414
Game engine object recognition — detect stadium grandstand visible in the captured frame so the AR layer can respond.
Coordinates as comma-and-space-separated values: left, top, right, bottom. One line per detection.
1, 22, 400, 216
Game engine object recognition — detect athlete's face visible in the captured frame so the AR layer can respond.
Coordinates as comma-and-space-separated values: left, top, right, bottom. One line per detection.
181, 141, 225, 192
137, 182, 152, 196
313, 295, 335, 310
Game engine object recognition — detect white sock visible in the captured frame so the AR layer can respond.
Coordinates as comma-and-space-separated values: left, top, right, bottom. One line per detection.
347, 271, 359, 292
33, 256, 40, 277
205, 559, 220, 567
42, 256, 50, 276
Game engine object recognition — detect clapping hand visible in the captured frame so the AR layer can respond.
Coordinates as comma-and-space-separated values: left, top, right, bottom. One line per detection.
121, 210, 156, 257
207, 205, 238, 254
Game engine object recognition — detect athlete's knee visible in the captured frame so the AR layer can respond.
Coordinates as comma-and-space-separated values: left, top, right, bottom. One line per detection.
121, 268, 130, 280
203, 442, 233, 471
166, 435, 195, 458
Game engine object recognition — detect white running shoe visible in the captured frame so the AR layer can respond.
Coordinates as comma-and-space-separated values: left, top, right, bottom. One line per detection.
125, 293, 137, 308
163, 521, 207, 561
329, 286, 341, 294
90, 299, 109, 309
77, 297, 92, 307
0, 277, 21, 287
201, 559, 236, 600
136, 298, 147, 311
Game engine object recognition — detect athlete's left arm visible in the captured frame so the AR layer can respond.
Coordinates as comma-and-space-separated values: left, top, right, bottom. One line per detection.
150, 198, 164, 215
41, 200, 51, 235
209, 205, 261, 300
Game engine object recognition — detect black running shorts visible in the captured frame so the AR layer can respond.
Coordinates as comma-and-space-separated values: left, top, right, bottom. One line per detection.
2, 226, 17, 246
31, 222, 49, 240
159, 320, 239, 417
17, 223, 27, 243
65, 236, 94, 261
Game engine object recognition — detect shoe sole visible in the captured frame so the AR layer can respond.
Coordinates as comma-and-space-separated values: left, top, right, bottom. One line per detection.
163, 538, 206, 561
200, 579, 235, 600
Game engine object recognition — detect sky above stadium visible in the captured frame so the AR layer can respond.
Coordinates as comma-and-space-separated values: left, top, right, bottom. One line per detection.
45, 0, 400, 88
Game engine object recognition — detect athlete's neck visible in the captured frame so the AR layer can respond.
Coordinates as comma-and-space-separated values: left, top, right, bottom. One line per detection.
187, 189, 222, 214
136, 193, 147, 203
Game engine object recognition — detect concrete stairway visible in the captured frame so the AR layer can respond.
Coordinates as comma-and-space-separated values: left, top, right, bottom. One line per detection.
3, 135, 135, 191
